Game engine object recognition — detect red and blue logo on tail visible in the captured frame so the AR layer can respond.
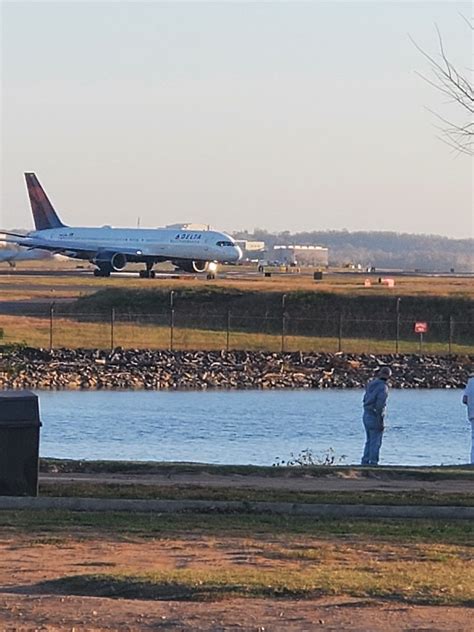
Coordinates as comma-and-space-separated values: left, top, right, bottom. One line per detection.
25, 173, 66, 231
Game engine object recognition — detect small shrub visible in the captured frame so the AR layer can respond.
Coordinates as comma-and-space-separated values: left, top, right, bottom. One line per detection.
273, 447, 347, 467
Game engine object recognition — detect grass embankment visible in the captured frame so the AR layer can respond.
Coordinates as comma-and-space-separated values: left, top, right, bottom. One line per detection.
1, 313, 472, 353
1, 511, 472, 605
1, 282, 473, 352
40, 458, 474, 480
39, 460, 474, 506
1, 270, 472, 351
40, 482, 474, 506
1, 267, 474, 298
69, 285, 474, 324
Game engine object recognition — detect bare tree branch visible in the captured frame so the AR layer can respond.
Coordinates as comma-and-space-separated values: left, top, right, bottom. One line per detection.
410, 17, 473, 155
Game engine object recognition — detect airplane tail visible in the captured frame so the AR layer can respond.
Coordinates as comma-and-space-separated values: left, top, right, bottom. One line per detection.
25, 173, 66, 230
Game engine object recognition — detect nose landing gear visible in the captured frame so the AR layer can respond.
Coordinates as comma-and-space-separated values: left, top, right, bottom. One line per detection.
93, 267, 111, 277
206, 261, 218, 280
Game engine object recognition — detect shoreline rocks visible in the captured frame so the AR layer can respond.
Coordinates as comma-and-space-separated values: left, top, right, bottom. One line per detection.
0, 348, 472, 391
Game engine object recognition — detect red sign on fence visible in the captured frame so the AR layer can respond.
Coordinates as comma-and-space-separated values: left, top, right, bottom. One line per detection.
414, 322, 429, 334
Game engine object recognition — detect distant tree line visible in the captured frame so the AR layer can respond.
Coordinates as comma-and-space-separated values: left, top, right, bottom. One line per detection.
234, 229, 473, 272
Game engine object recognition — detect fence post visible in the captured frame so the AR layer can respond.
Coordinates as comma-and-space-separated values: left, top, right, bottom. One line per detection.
281, 294, 287, 353
110, 307, 115, 350
226, 309, 231, 352
169, 291, 175, 351
395, 297, 401, 354
448, 315, 453, 354
338, 313, 343, 352
49, 303, 54, 350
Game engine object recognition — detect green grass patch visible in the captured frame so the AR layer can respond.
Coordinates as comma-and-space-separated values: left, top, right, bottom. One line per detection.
39, 481, 474, 507
1, 511, 472, 545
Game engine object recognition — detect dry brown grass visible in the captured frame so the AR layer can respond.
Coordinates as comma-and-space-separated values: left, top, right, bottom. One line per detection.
0, 263, 473, 300
1, 513, 472, 606
0, 313, 471, 354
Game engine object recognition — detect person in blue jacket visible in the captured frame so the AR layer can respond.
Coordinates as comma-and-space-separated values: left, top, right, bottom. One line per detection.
361, 366, 392, 466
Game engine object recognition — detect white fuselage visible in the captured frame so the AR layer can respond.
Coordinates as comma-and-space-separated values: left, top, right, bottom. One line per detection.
26, 226, 242, 264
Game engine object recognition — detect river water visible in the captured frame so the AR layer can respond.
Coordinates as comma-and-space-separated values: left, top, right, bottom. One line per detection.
36, 389, 470, 467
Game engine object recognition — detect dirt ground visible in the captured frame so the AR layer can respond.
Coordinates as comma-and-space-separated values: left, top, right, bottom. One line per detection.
0, 526, 472, 631
1, 468, 472, 630
1, 593, 472, 631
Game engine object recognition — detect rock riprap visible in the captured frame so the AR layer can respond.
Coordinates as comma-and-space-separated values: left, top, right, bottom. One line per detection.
0, 348, 471, 390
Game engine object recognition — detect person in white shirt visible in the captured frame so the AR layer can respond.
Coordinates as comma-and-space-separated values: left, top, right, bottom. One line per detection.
462, 370, 474, 465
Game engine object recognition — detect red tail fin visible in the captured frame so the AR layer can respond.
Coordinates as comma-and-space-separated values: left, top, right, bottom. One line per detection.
25, 173, 66, 230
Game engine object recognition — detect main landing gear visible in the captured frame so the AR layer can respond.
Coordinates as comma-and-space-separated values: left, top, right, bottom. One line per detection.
93, 268, 111, 277
139, 262, 156, 279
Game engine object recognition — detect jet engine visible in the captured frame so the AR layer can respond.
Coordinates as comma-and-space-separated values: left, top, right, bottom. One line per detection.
93, 251, 127, 272
172, 260, 210, 273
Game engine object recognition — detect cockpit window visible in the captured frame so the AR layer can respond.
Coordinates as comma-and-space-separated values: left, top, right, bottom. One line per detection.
216, 240, 234, 247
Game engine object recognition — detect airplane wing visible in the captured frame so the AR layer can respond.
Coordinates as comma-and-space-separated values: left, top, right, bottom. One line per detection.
0, 231, 29, 239
9, 235, 146, 258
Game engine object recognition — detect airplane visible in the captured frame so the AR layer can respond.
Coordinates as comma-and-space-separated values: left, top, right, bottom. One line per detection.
0, 244, 53, 268
2, 173, 242, 278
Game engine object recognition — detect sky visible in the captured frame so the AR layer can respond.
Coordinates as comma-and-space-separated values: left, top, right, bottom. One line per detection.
1, 1, 472, 238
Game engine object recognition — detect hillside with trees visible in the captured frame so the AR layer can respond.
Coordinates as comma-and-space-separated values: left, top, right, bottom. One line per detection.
234, 229, 473, 272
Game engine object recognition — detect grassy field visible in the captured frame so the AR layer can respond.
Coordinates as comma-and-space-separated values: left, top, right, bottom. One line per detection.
3, 509, 472, 543
39, 460, 474, 504
40, 481, 474, 506
1, 263, 472, 352
0, 313, 471, 353
1, 264, 473, 300
39, 461, 474, 505
1, 511, 472, 606
4, 463, 474, 608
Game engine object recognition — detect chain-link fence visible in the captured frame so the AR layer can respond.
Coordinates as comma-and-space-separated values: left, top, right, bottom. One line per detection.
0, 306, 472, 354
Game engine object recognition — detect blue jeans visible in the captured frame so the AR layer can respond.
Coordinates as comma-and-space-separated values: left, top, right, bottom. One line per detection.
361, 411, 384, 465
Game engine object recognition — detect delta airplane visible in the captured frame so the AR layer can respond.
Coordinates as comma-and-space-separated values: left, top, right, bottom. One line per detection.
0, 245, 53, 267
3, 173, 242, 278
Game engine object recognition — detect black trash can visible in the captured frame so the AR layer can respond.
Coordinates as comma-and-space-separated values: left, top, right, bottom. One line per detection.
313, 271, 323, 280
0, 391, 41, 496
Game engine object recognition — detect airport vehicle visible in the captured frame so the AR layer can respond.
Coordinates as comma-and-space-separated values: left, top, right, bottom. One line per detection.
3, 173, 242, 278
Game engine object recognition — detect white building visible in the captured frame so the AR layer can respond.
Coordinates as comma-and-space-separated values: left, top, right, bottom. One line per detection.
235, 240, 266, 254
273, 245, 329, 267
